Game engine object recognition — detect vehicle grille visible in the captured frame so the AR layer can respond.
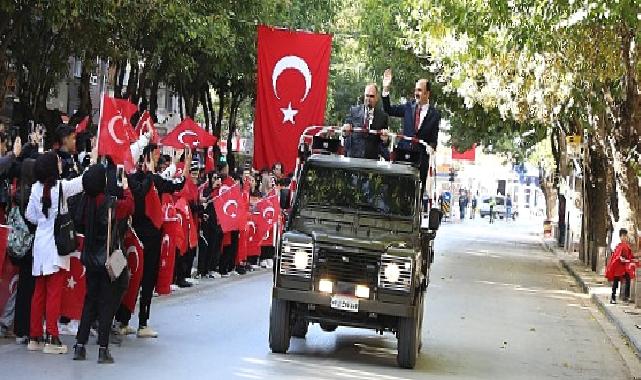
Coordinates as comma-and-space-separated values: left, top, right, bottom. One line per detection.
378, 254, 413, 291
279, 242, 313, 278
314, 243, 380, 288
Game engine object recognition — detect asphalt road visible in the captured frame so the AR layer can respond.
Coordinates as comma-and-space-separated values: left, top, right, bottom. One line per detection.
0, 217, 632, 379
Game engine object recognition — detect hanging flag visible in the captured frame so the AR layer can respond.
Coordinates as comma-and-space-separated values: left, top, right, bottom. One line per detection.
204, 147, 216, 173
253, 25, 332, 172
155, 234, 175, 296
213, 184, 247, 232
98, 95, 135, 171
145, 183, 163, 229
0, 254, 17, 315
122, 228, 144, 312
161, 117, 217, 149
60, 252, 86, 320
75, 116, 90, 134
135, 111, 159, 144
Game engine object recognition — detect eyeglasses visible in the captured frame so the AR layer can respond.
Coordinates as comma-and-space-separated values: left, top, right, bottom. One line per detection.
365, 94, 376, 98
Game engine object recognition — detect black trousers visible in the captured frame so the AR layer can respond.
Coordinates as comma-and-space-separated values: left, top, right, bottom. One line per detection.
76, 269, 112, 347
220, 231, 239, 274
175, 247, 196, 282
207, 226, 223, 273
612, 274, 631, 300
260, 246, 275, 261
13, 255, 34, 338
115, 231, 161, 328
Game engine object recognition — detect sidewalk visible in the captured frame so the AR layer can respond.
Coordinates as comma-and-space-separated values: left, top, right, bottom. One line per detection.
543, 239, 641, 359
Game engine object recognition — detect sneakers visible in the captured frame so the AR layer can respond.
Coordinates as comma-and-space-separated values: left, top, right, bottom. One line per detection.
221, 272, 230, 278
98, 346, 114, 364
185, 278, 199, 286
73, 344, 86, 361
27, 337, 45, 351
59, 320, 79, 336
610, 297, 617, 304
137, 326, 158, 338
207, 271, 221, 279
117, 325, 136, 336
43, 335, 68, 354
260, 260, 268, 269
229, 270, 239, 276
16, 336, 29, 345
266, 259, 274, 269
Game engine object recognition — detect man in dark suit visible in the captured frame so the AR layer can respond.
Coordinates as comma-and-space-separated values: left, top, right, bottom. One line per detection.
342, 84, 390, 160
381, 69, 441, 197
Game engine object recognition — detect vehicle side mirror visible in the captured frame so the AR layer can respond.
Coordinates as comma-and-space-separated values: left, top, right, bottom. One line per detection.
427, 208, 442, 230
280, 188, 291, 210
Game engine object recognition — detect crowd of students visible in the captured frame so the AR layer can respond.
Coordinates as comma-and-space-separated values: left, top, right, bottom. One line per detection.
0, 121, 286, 363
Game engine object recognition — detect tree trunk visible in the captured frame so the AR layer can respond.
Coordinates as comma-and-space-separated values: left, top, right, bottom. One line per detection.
149, 77, 159, 122
136, 62, 148, 106
115, 60, 126, 98
215, 88, 226, 137
125, 62, 138, 101
78, 63, 92, 117
178, 95, 184, 120
206, 88, 216, 133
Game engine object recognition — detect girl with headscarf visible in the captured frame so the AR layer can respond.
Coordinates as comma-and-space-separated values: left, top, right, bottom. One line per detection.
25, 151, 85, 354
72, 164, 133, 363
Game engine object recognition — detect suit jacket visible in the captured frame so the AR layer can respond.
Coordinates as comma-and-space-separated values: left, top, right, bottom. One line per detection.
344, 105, 390, 159
382, 95, 440, 150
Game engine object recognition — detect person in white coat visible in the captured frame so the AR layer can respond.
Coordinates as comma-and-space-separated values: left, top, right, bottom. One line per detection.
25, 151, 87, 354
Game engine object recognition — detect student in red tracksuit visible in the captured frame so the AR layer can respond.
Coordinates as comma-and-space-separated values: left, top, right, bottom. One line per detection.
606, 228, 636, 304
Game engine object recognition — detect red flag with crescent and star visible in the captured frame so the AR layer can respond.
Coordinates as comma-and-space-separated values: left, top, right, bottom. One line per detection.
253, 25, 332, 172
60, 251, 87, 320
213, 184, 247, 233
161, 117, 217, 149
122, 228, 144, 312
135, 111, 159, 144
98, 95, 136, 171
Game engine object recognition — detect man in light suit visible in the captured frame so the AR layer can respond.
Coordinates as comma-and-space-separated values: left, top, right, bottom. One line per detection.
381, 69, 441, 196
343, 84, 390, 160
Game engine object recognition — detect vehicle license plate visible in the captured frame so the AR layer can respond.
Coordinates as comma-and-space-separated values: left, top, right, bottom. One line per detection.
330, 295, 359, 312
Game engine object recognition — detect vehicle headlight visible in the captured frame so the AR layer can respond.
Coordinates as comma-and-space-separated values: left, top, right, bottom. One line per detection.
279, 241, 313, 278
319, 279, 333, 293
294, 249, 309, 270
384, 263, 401, 283
379, 254, 413, 291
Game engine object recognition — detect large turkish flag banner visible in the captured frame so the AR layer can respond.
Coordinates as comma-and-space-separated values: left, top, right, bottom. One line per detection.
253, 25, 332, 173
98, 95, 135, 171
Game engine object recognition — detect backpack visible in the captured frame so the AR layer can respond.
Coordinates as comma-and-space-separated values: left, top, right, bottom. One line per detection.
6, 205, 34, 260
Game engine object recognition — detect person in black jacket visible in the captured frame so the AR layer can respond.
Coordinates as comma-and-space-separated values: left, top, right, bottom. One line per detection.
115, 144, 187, 338
72, 164, 134, 363
343, 84, 390, 160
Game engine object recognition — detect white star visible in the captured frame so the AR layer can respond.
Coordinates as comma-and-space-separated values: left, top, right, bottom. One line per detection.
280, 102, 299, 124
67, 276, 77, 289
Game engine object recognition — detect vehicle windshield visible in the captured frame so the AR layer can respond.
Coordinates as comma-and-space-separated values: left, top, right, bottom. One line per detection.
297, 165, 416, 217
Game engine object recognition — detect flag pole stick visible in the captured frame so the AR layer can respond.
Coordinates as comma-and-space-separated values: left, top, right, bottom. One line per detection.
96, 57, 109, 160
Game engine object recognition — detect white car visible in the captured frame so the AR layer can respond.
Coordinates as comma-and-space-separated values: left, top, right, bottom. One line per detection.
479, 195, 506, 219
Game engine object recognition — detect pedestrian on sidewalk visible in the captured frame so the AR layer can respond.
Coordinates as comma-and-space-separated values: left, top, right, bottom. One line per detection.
489, 197, 496, 224
605, 228, 636, 304
470, 195, 477, 219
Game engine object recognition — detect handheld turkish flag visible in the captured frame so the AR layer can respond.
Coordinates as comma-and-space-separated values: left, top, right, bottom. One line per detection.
161, 117, 217, 149
75, 116, 90, 134
213, 184, 247, 232
145, 183, 163, 230
135, 111, 159, 144
0, 225, 10, 274
253, 25, 332, 172
122, 228, 144, 312
98, 95, 135, 171
246, 213, 268, 253
256, 196, 280, 247
60, 252, 87, 320
0, 254, 17, 315
155, 234, 175, 295
204, 147, 216, 173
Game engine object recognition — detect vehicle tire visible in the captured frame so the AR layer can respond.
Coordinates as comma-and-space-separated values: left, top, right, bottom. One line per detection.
292, 318, 309, 338
269, 298, 291, 354
397, 311, 420, 368
320, 322, 338, 332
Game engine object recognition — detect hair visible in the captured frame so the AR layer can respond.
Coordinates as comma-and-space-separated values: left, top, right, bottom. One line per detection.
56, 123, 75, 145
620, 228, 628, 237
34, 151, 60, 218
417, 79, 431, 93
365, 83, 379, 94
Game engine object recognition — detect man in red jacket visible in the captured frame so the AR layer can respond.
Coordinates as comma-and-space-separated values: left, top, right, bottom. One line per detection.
606, 229, 635, 304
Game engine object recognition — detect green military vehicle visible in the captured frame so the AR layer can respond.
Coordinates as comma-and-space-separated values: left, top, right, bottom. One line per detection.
269, 138, 441, 369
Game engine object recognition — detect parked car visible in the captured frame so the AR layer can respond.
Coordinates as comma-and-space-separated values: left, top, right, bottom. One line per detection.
479, 195, 506, 219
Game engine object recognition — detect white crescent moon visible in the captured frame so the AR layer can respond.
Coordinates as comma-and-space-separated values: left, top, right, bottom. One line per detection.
247, 221, 256, 241
262, 207, 275, 222
108, 115, 125, 145
127, 245, 140, 273
223, 200, 238, 218
178, 131, 199, 146
80, 266, 86, 279
219, 185, 231, 195
272, 56, 312, 101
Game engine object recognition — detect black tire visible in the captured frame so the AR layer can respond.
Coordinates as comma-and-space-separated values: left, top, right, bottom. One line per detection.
320, 322, 338, 332
397, 297, 421, 369
269, 298, 291, 354
292, 319, 309, 338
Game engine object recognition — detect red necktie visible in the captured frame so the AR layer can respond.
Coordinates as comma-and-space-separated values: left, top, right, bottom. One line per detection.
414, 105, 421, 133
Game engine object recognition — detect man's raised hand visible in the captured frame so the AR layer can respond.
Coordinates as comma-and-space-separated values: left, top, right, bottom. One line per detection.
383, 68, 393, 90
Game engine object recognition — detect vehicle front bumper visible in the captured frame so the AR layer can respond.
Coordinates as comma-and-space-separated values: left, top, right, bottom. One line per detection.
272, 287, 416, 318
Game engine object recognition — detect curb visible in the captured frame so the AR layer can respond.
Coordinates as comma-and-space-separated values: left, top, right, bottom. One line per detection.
543, 240, 641, 360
